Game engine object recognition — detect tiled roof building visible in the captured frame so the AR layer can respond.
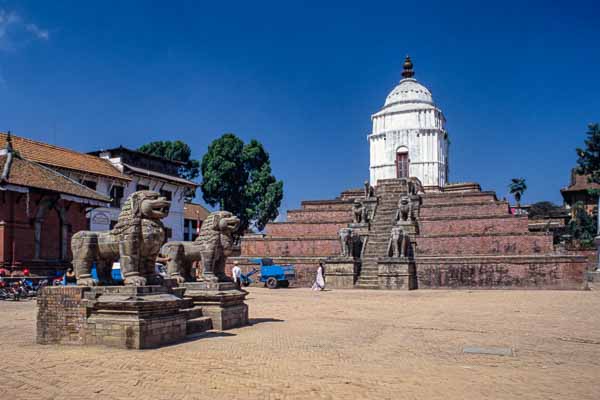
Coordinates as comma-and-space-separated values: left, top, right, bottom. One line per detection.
0, 133, 110, 274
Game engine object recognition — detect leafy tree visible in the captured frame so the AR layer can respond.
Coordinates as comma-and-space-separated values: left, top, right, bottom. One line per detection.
568, 201, 597, 247
527, 201, 565, 219
576, 123, 600, 233
138, 140, 200, 201
201, 133, 283, 234
508, 178, 527, 209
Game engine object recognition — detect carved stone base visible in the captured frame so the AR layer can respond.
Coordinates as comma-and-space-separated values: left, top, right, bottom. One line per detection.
183, 282, 249, 330
37, 286, 187, 349
324, 257, 359, 289
377, 258, 417, 290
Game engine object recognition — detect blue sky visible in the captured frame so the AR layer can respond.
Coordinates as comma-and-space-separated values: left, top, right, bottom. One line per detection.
1, 1, 599, 217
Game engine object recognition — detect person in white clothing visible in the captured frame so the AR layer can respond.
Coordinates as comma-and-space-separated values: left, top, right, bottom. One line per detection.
312, 262, 325, 291
232, 261, 242, 290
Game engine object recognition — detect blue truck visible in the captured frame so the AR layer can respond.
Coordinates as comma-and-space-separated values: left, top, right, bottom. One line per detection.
244, 258, 296, 289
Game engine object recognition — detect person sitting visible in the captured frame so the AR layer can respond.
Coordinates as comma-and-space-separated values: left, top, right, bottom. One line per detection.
64, 267, 77, 285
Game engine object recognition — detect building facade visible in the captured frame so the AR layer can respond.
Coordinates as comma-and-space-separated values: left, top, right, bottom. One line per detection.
88, 147, 198, 241
369, 56, 449, 189
183, 202, 210, 241
0, 133, 110, 274
561, 169, 599, 218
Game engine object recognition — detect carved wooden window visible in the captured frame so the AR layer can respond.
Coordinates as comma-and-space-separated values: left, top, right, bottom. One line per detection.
396, 152, 409, 178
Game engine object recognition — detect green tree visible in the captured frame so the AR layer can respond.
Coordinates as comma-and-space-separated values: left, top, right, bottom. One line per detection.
568, 201, 597, 247
576, 122, 600, 226
201, 133, 283, 234
527, 201, 565, 219
508, 178, 527, 209
138, 140, 200, 201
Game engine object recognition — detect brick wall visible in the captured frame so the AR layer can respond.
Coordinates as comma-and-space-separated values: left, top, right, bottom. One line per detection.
241, 237, 340, 257
416, 256, 587, 289
420, 202, 510, 218
266, 222, 347, 237
415, 233, 554, 256
300, 200, 354, 211
286, 210, 353, 223
422, 192, 498, 205
418, 216, 529, 235
36, 286, 88, 345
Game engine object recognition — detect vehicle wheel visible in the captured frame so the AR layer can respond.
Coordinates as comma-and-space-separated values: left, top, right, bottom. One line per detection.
266, 277, 278, 289
242, 281, 250, 287
279, 280, 289, 288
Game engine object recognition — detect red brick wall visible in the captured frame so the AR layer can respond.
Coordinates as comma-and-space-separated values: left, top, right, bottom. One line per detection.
416, 257, 587, 289
420, 202, 510, 218
241, 237, 340, 257
419, 216, 529, 235
300, 201, 353, 211
415, 234, 553, 256
422, 192, 498, 205
266, 222, 346, 237
0, 191, 89, 270
286, 210, 352, 223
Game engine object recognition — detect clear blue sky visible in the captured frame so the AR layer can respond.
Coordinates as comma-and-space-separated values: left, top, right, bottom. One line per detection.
1, 1, 599, 217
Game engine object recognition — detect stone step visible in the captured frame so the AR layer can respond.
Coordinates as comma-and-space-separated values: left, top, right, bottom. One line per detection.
181, 306, 203, 320
186, 316, 213, 336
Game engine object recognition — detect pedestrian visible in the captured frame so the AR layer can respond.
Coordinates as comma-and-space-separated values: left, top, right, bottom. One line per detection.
232, 261, 242, 290
312, 262, 325, 291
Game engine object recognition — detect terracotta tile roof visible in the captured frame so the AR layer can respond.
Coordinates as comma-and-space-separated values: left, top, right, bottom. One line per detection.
184, 202, 210, 221
0, 153, 110, 203
561, 170, 600, 193
0, 132, 130, 181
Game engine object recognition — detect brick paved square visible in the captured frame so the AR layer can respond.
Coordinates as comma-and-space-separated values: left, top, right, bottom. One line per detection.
2, 288, 599, 399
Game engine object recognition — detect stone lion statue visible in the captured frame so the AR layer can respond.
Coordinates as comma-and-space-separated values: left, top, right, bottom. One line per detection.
339, 228, 355, 257
71, 191, 170, 286
395, 195, 413, 223
387, 226, 409, 258
161, 211, 240, 283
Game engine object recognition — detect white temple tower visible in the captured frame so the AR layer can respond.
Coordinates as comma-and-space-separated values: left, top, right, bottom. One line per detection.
369, 56, 448, 190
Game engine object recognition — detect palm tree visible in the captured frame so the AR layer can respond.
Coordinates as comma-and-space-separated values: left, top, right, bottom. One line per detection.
508, 178, 527, 210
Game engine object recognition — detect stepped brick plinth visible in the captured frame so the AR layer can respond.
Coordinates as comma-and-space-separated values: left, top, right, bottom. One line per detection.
182, 282, 248, 330
234, 178, 591, 290
37, 286, 187, 349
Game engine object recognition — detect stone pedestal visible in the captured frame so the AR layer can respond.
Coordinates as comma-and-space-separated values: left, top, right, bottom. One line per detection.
377, 258, 416, 290
183, 282, 248, 330
325, 257, 359, 289
37, 286, 187, 349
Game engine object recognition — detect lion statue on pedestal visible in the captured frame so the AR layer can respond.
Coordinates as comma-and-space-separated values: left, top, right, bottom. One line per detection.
71, 191, 171, 286
161, 211, 240, 283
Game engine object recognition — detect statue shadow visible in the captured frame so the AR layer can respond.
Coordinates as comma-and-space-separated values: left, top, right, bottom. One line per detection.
249, 317, 284, 325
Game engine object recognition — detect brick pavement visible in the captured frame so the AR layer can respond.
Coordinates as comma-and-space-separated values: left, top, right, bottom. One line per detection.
1, 288, 599, 400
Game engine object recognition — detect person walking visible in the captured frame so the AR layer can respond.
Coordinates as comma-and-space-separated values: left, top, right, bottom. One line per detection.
232, 261, 242, 290
312, 262, 325, 291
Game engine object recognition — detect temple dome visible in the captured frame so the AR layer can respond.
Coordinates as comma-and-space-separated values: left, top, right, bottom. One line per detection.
384, 78, 434, 106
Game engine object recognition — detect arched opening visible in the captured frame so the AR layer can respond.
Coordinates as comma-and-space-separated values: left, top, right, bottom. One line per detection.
34, 198, 69, 261
396, 147, 409, 179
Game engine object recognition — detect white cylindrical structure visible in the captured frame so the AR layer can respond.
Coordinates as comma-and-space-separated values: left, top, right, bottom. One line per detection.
368, 57, 448, 190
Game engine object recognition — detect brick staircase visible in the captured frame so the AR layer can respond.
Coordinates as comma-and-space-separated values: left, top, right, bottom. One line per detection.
356, 179, 409, 289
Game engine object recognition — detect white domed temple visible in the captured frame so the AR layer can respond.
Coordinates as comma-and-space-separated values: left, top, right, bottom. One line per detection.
369, 57, 448, 189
